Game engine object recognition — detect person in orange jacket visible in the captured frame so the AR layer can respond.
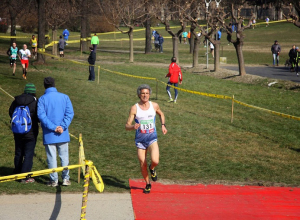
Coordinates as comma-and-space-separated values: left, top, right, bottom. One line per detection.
165, 57, 182, 104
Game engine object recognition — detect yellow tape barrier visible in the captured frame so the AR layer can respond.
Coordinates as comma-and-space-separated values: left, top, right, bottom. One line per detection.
33, 50, 300, 122
0, 35, 50, 39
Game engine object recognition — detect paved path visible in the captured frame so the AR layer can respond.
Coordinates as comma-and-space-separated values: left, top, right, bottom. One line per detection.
222, 65, 300, 83
0, 193, 134, 220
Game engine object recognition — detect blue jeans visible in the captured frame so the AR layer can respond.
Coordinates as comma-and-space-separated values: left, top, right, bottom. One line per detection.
89, 66, 95, 81
273, 53, 279, 65
166, 82, 178, 101
45, 143, 69, 181
14, 137, 37, 174
159, 44, 163, 52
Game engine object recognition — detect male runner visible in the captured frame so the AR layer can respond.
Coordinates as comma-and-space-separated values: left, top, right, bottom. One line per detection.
125, 84, 167, 194
29, 35, 37, 59
165, 57, 183, 103
7, 42, 18, 76
18, 44, 31, 80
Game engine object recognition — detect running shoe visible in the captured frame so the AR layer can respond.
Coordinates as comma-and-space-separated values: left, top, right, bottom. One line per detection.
143, 183, 151, 194
21, 178, 35, 183
47, 180, 58, 187
22, 74, 25, 79
12, 73, 15, 76
297, 73, 299, 77
149, 165, 157, 181
167, 98, 173, 103
24, 75, 27, 80
62, 179, 71, 186
174, 100, 177, 104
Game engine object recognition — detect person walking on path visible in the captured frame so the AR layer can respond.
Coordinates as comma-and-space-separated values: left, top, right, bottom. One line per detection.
58, 36, 66, 58
165, 57, 183, 103
38, 77, 74, 187
7, 42, 18, 76
91, 33, 99, 51
62, 29, 70, 45
9, 83, 39, 183
289, 45, 297, 72
125, 84, 167, 194
296, 47, 300, 76
18, 44, 31, 80
158, 34, 164, 53
29, 35, 37, 59
271, 40, 281, 67
88, 46, 96, 81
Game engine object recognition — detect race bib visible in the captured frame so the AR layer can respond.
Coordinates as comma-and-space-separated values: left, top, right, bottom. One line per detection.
11, 54, 16, 58
32, 43, 37, 46
140, 119, 154, 134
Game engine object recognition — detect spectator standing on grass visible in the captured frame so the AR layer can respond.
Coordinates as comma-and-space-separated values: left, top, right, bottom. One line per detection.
165, 57, 183, 103
271, 40, 281, 67
210, 42, 214, 58
62, 29, 69, 45
289, 45, 297, 72
179, 32, 182, 44
154, 32, 160, 52
152, 29, 156, 43
58, 36, 66, 58
125, 84, 167, 194
158, 34, 164, 53
88, 46, 96, 81
91, 33, 99, 51
38, 77, 74, 187
7, 42, 18, 76
187, 31, 191, 45
9, 83, 39, 183
217, 29, 222, 40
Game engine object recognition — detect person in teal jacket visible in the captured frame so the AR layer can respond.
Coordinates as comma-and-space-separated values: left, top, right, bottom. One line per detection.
91, 33, 99, 51
38, 77, 74, 187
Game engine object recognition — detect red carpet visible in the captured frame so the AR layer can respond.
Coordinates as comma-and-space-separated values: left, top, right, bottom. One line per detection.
129, 179, 300, 220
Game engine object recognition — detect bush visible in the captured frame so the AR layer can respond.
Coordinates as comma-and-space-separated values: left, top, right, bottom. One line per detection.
19, 15, 37, 33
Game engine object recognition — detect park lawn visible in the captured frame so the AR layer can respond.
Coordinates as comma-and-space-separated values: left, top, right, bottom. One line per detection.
0, 51, 299, 194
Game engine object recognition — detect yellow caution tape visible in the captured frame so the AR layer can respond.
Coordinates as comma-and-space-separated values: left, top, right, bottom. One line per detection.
89, 164, 104, 193
102, 68, 156, 81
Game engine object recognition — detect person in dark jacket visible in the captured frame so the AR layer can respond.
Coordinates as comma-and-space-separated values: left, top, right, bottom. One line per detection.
9, 83, 39, 183
158, 34, 164, 53
271, 40, 281, 67
88, 46, 96, 81
289, 45, 297, 72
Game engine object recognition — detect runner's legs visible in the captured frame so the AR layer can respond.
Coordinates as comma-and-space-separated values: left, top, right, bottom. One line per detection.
148, 141, 159, 170
137, 148, 150, 184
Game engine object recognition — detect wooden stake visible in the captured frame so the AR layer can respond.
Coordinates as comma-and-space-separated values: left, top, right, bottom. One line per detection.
78, 133, 82, 183
98, 66, 100, 85
80, 163, 90, 220
231, 95, 234, 123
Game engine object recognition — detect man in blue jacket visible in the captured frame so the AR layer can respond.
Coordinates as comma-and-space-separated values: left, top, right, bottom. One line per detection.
38, 77, 74, 187
62, 29, 70, 45
158, 34, 164, 53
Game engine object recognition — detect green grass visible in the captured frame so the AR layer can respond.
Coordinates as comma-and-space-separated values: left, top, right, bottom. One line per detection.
0, 50, 300, 194
0, 22, 300, 194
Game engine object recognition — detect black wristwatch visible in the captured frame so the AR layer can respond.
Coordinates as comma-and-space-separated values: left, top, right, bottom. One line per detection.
162, 124, 166, 128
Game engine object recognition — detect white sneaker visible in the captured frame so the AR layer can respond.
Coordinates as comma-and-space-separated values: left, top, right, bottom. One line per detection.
297, 73, 299, 77
62, 179, 71, 186
47, 180, 58, 187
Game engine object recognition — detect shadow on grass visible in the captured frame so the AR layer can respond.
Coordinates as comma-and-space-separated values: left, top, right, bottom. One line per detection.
0, 166, 14, 176
288, 147, 300, 153
49, 185, 62, 220
102, 175, 130, 190
222, 74, 239, 79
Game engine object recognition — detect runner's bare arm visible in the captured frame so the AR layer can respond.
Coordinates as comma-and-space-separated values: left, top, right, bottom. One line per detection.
125, 105, 140, 131
152, 102, 167, 135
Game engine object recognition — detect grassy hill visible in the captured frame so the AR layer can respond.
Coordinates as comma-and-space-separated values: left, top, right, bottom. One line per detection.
0, 21, 300, 194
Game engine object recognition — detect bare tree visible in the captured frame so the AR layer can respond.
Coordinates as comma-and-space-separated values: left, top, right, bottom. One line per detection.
218, 3, 254, 76
37, 0, 46, 63
284, 3, 300, 28
80, 0, 89, 52
98, 0, 148, 63
45, 0, 78, 55
144, 0, 152, 54
150, 0, 188, 63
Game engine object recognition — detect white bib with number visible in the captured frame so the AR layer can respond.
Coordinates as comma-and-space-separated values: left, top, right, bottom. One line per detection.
135, 101, 156, 135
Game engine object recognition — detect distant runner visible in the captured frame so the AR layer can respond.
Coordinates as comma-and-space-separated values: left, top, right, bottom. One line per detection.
29, 35, 37, 59
18, 44, 31, 80
165, 57, 183, 103
58, 35, 66, 58
7, 42, 18, 76
125, 84, 167, 194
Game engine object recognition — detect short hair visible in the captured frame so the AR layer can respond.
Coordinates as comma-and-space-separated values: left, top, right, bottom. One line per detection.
137, 84, 152, 97
60, 35, 62, 39
171, 57, 176, 62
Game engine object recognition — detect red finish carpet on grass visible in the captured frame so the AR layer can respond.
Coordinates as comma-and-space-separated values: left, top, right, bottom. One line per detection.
129, 179, 300, 220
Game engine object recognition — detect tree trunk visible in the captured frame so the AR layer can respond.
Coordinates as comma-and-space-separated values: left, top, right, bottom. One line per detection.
172, 36, 179, 63
214, 42, 220, 72
52, 29, 57, 56
80, 0, 88, 52
37, 0, 46, 63
129, 30, 134, 63
192, 37, 199, 67
145, 18, 152, 54
189, 31, 194, 54
234, 43, 246, 76
8, 5, 16, 44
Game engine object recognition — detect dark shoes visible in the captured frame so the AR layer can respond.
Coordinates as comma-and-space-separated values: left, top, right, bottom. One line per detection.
149, 165, 157, 182
144, 183, 151, 194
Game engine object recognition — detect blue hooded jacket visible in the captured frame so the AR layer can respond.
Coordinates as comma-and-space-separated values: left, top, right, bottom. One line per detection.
62, 29, 70, 40
38, 87, 74, 145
